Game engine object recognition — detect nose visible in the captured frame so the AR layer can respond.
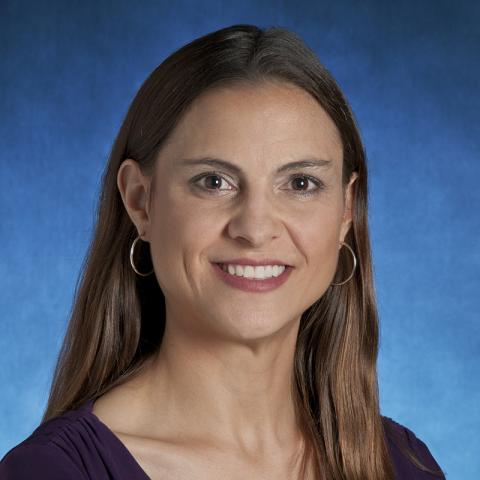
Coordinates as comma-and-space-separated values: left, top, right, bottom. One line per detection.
226, 190, 283, 247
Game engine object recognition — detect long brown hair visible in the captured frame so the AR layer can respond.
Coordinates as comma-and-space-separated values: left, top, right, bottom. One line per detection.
41, 24, 443, 479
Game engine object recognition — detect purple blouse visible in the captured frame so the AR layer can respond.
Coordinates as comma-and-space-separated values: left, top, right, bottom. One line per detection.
0, 398, 445, 479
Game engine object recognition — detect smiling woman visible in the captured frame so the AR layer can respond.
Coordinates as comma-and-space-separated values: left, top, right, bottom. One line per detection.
0, 24, 445, 480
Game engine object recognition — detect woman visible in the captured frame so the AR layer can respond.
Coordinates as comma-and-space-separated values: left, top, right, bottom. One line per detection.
0, 24, 446, 479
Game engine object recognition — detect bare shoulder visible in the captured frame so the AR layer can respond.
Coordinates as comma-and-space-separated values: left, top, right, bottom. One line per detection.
92, 365, 155, 433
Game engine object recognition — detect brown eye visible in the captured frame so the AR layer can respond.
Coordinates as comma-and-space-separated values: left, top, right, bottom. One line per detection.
288, 175, 323, 196
203, 174, 222, 189
191, 172, 234, 194
291, 177, 309, 190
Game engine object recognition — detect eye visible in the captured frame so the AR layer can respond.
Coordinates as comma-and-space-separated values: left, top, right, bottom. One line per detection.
286, 174, 324, 196
190, 172, 324, 197
191, 172, 234, 194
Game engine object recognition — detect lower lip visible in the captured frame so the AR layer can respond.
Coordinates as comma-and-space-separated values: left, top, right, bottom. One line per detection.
212, 263, 294, 293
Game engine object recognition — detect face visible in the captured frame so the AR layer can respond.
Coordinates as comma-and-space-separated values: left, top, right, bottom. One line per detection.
119, 81, 357, 344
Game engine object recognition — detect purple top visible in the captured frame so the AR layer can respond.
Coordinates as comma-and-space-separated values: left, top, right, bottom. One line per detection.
0, 398, 445, 479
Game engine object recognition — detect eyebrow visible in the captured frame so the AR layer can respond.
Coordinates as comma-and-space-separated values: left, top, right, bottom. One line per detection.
179, 156, 333, 175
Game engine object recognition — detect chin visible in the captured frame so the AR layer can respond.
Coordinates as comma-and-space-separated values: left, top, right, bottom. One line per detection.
212, 312, 299, 344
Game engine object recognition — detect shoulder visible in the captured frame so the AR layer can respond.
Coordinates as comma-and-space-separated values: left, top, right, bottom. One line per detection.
382, 415, 446, 479
0, 440, 88, 479
0, 403, 95, 479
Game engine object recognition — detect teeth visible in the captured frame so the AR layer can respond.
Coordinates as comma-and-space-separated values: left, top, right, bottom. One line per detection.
220, 264, 286, 279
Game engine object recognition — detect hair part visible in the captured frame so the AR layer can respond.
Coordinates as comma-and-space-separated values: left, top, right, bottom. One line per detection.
42, 24, 444, 479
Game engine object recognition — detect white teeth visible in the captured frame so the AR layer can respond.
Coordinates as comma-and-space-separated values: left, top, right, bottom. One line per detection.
220, 264, 286, 279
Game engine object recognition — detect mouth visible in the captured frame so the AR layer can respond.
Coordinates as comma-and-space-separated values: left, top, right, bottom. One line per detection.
211, 262, 294, 293
215, 262, 293, 280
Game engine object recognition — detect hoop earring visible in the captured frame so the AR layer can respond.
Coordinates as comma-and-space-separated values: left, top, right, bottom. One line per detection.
331, 241, 357, 286
130, 234, 154, 277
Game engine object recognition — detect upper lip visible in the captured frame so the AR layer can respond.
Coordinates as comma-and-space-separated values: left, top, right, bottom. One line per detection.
214, 258, 293, 267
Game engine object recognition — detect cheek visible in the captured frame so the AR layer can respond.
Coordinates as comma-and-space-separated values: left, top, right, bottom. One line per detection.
148, 193, 217, 290
303, 221, 340, 268
295, 205, 343, 287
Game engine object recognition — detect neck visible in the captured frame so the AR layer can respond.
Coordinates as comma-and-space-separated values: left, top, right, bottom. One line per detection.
137, 307, 303, 458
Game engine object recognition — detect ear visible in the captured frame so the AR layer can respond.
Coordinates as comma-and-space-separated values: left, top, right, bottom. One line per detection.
339, 171, 358, 245
117, 159, 152, 241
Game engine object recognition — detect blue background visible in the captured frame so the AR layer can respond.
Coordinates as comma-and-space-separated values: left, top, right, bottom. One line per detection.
1, 1, 479, 477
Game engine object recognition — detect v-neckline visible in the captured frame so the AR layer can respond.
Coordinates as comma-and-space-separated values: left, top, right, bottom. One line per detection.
80, 398, 152, 480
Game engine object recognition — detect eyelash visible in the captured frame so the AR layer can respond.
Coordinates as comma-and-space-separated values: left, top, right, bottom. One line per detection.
190, 171, 324, 197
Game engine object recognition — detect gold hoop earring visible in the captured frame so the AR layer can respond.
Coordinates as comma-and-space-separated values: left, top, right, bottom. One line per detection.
130, 234, 154, 277
331, 241, 357, 286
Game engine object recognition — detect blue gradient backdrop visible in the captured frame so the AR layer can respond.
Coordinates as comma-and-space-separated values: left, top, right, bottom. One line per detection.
1, 1, 479, 477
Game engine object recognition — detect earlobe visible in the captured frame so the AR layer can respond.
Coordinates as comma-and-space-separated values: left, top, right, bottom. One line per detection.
117, 159, 151, 239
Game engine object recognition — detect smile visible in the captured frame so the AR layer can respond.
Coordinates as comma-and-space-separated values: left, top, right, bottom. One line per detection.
212, 262, 293, 293
219, 263, 286, 279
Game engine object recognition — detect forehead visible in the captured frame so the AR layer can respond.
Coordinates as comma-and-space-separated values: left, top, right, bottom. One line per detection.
158, 81, 343, 172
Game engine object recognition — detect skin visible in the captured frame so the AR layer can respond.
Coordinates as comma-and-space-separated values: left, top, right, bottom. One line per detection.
93, 80, 358, 479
